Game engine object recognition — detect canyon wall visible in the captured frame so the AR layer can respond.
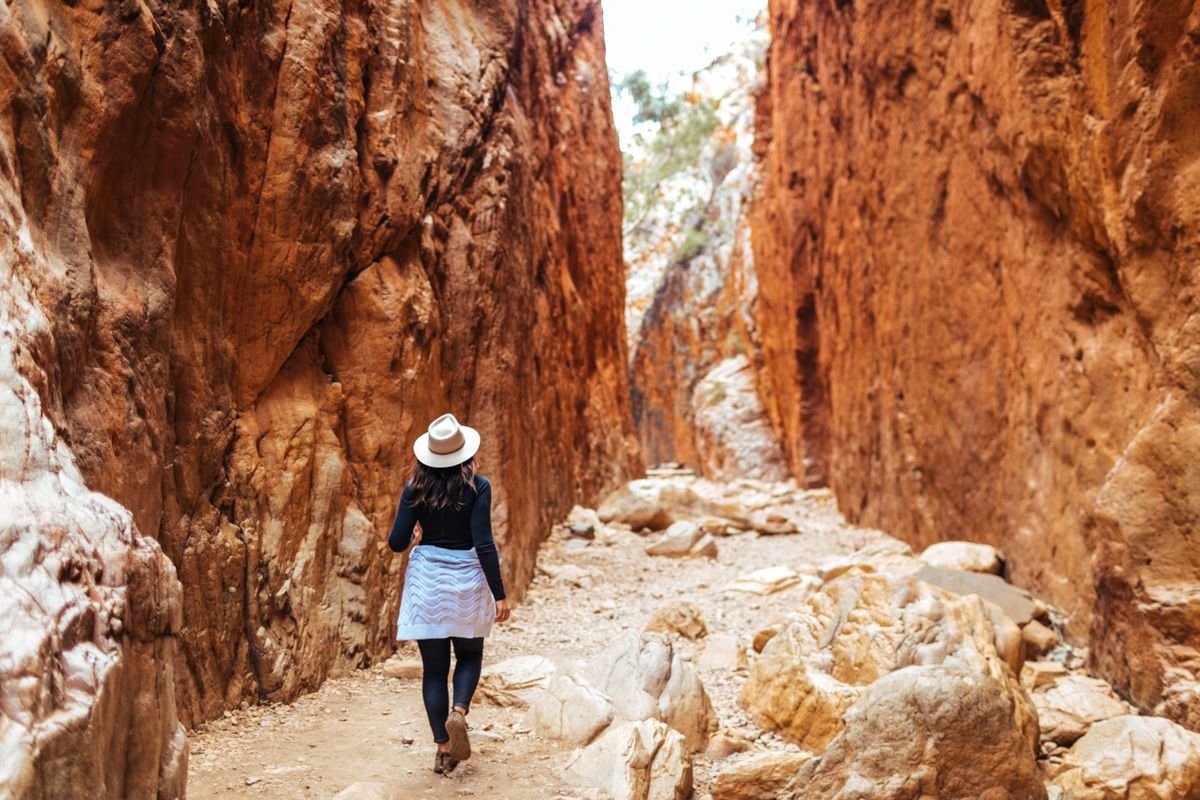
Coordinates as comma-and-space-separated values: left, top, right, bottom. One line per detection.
0, 0, 637, 794
625, 42, 790, 481
752, 0, 1200, 728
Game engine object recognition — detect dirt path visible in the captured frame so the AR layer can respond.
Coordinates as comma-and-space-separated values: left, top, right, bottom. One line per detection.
186, 483, 926, 799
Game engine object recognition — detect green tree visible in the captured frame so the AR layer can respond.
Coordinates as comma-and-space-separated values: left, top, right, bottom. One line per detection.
616, 70, 720, 249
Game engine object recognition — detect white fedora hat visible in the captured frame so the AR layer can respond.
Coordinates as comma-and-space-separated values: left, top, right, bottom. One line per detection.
413, 413, 481, 468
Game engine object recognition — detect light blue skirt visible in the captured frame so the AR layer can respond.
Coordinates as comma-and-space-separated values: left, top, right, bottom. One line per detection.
395, 545, 495, 640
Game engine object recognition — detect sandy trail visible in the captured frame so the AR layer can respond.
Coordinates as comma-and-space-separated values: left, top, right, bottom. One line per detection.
186, 484, 913, 798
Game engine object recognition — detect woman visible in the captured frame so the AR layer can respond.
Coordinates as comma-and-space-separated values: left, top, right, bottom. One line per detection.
387, 412, 512, 774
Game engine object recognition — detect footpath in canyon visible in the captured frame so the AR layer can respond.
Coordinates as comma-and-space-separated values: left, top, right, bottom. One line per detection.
5, 0, 1200, 797
187, 471, 1200, 800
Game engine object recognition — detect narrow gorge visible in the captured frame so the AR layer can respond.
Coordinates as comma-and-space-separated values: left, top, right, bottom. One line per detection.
1, 0, 1198, 798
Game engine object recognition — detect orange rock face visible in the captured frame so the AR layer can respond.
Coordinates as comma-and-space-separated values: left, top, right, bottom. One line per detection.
751, 0, 1200, 728
1, 0, 636, 793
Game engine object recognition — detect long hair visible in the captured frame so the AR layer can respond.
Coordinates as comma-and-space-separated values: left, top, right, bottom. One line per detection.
406, 456, 478, 511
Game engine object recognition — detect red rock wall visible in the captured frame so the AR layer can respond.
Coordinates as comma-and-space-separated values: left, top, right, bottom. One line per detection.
751, 0, 1200, 728
1, 0, 637, 792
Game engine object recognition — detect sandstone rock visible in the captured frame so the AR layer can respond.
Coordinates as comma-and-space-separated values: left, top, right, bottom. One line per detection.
1022, 619, 1060, 659
569, 523, 596, 540
333, 783, 404, 800
0, 281, 185, 798
751, 620, 787, 653
914, 565, 1039, 627
597, 480, 701, 530
787, 666, 1046, 799
741, 571, 1036, 752
748, 511, 799, 536
711, 752, 814, 800
644, 602, 708, 640
597, 476, 782, 533
1029, 674, 1131, 747
564, 719, 692, 800
919, 541, 1003, 575
691, 356, 791, 483
645, 521, 718, 559
382, 657, 423, 680
704, 729, 756, 761
526, 673, 614, 748
1051, 716, 1200, 799
725, 567, 808, 595
585, 632, 716, 751
816, 538, 918, 581
545, 564, 598, 588
697, 634, 741, 671
750, 0, 1200, 730
568, 506, 604, 532
1021, 660, 1070, 691
478, 656, 557, 708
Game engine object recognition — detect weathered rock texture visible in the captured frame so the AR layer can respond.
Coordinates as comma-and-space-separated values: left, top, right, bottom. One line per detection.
751, 0, 1200, 726
625, 36, 790, 482
1, 0, 637, 793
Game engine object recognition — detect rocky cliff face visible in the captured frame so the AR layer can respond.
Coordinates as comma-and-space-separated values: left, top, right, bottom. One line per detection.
0, 0, 637, 793
751, 0, 1200, 728
624, 37, 789, 482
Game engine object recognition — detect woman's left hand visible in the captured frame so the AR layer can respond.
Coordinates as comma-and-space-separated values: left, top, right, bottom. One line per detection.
495, 598, 511, 623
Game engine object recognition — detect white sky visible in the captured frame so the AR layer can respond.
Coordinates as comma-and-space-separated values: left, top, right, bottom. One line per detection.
601, 0, 764, 81
600, 0, 765, 141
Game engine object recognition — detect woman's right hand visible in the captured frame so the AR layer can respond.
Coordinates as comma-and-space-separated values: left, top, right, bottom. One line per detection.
495, 598, 511, 623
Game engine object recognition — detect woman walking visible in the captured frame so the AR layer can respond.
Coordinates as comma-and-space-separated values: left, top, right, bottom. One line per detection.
388, 412, 511, 774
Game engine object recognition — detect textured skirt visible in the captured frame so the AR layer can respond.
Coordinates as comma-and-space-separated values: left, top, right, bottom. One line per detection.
395, 545, 495, 640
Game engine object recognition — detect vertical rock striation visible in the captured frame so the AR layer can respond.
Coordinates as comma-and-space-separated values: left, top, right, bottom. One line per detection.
0, 0, 636, 793
625, 37, 789, 481
751, 0, 1200, 728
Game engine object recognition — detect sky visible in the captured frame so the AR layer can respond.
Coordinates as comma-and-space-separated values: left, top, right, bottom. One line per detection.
601, 0, 764, 140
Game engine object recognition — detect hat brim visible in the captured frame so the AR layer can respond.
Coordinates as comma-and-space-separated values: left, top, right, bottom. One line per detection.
413, 426, 481, 468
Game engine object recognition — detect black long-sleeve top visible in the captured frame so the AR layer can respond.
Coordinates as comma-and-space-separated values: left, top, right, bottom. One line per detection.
387, 475, 506, 600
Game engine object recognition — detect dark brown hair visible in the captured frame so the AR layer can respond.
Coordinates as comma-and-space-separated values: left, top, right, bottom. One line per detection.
406, 456, 478, 511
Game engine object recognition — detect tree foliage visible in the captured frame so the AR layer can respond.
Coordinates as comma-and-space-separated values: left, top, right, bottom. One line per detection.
616, 69, 720, 248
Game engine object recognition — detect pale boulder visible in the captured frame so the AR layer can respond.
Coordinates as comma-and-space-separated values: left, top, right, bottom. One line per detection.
749, 511, 798, 535
597, 480, 701, 530
568, 506, 603, 531
725, 566, 811, 596
645, 521, 718, 559
1021, 660, 1069, 691
740, 571, 1036, 752
333, 783, 404, 800
1051, 716, 1200, 799
711, 752, 814, 800
787, 666, 1046, 800
585, 632, 716, 751
704, 728, 755, 760
1021, 619, 1059, 658
644, 601, 708, 640
477, 655, 556, 707
1031, 674, 1130, 746
564, 719, 692, 800
525, 672, 615, 747
816, 538, 918, 581
381, 657, 422, 680
913, 564, 1038, 626
697, 634, 741, 671
919, 541, 1003, 574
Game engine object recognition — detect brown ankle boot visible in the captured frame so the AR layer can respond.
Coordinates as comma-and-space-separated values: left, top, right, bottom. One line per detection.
445, 710, 471, 761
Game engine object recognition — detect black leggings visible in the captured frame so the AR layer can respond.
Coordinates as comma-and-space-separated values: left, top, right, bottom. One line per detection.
416, 637, 485, 743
